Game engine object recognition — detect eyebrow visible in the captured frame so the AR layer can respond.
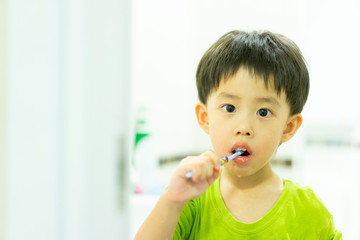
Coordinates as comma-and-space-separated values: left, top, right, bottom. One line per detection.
255, 97, 281, 107
216, 92, 240, 100
217, 92, 281, 107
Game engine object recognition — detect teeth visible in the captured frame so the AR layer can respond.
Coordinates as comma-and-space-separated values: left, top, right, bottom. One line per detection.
235, 147, 246, 152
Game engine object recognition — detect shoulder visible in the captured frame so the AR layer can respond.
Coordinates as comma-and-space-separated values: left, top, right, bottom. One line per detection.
282, 179, 338, 235
284, 179, 329, 213
284, 179, 328, 209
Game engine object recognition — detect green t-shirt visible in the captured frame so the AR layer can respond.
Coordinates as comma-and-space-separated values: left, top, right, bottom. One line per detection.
174, 178, 342, 239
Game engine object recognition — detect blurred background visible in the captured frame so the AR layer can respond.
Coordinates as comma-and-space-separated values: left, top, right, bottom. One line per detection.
1, 0, 360, 239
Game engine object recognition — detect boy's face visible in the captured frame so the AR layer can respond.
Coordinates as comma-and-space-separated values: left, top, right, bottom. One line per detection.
196, 67, 302, 178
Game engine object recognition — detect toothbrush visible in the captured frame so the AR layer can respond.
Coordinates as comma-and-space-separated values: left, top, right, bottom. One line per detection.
185, 150, 244, 178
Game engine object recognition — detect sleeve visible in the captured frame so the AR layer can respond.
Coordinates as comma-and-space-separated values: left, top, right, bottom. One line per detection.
326, 216, 343, 240
302, 187, 343, 240
316, 211, 343, 240
332, 230, 343, 240
173, 199, 197, 240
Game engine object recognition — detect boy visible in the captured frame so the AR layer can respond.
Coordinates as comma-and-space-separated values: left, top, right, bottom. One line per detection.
135, 30, 342, 239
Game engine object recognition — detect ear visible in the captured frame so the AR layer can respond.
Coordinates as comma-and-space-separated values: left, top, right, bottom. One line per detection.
280, 114, 303, 143
195, 102, 210, 134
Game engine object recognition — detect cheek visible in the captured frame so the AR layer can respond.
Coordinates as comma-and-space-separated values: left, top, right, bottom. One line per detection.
211, 137, 228, 154
209, 125, 229, 153
256, 128, 283, 152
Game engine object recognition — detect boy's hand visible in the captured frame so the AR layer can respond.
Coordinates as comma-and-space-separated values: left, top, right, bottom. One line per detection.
164, 150, 221, 207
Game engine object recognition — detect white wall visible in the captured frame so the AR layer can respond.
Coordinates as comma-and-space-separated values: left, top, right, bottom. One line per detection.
299, 0, 360, 128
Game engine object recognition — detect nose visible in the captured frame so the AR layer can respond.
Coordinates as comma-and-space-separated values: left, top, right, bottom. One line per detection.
234, 118, 254, 137
235, 128, 253, 136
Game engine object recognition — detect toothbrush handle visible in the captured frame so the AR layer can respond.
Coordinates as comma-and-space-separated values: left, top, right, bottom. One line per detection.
186, 151, 243, 178
185, 171, 193, 178
220, 156, 229, 166
186, 156, 229, 179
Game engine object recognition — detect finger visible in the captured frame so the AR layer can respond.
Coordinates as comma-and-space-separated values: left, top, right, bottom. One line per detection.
201, 150, 221, 170
200, 150, 218, 159
178, 156, 196, 178
181, 151, 219, 180
194, 157, 216, 181
197, 162, 212, 181
209, 169, 220, 183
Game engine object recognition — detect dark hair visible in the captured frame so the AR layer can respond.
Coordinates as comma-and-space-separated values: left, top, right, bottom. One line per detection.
196, 30, 309, 115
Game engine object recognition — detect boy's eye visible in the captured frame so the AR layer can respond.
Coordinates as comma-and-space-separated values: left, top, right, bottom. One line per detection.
257, 108, 271, 117
222, 104, 236, 113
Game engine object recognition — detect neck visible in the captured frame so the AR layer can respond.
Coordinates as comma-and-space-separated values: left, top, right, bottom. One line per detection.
222, 163, 281, 191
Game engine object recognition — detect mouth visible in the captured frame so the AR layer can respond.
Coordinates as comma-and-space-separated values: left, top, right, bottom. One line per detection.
230, 146, 252, 164
232, 147, 250, 157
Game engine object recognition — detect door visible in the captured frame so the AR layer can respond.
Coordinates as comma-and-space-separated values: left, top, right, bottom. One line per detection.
3, 0, 132, 239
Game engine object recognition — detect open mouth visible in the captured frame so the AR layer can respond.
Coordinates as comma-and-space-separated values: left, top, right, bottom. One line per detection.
232, 148, 250, 156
